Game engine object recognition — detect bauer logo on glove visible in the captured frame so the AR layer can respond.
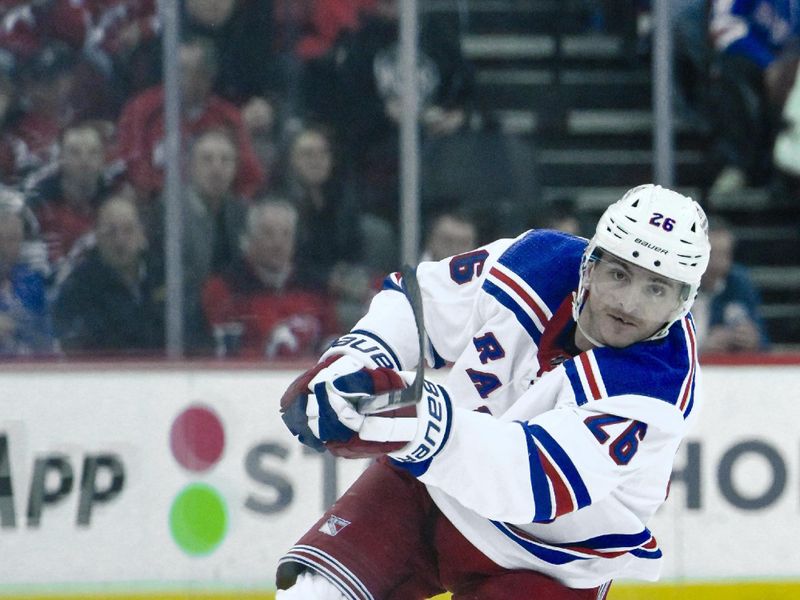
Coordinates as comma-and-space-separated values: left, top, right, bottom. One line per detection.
389, 379, 451, 464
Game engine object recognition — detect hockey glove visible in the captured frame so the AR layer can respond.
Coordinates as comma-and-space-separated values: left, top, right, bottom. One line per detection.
281, 329, 405, 452
306, 364, 453, 461
280, 354, 360, 452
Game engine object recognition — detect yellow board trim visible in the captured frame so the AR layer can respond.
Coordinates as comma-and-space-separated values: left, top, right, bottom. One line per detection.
432, 582, 800, 600
0, 596, 273, 600
3, 582, 800, 600
606, 582, 800, 600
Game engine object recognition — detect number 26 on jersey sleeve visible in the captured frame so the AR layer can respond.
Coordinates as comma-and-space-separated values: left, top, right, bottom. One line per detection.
584, 414, 648, 466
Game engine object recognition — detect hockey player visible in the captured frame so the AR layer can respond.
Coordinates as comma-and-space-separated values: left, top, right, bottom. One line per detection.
277, 184, 710, 600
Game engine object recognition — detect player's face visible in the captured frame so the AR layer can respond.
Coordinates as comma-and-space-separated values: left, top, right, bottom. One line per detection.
579, 254, 685, 348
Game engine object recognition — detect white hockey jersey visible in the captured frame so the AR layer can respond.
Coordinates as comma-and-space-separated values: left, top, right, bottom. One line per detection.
349, 229, 701, 588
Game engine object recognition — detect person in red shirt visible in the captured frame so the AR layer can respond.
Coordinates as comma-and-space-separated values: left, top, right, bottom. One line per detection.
0, 42, 76, 184
115, 35, 265, 201
202, 199, 337, 359
0, 0, 88, 59
274, 0, 376, 61
24, 121, 116, 268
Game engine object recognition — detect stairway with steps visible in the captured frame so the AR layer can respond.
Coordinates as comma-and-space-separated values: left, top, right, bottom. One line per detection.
427, 0, 800, 348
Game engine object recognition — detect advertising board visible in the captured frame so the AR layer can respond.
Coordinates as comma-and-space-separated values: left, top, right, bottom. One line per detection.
0, 363, 797, 598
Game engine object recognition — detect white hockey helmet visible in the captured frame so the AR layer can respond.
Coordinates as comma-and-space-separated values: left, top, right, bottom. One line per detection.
572, 184, 710, 340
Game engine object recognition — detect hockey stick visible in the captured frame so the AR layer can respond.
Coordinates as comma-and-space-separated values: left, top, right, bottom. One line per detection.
355, 264, 426, 414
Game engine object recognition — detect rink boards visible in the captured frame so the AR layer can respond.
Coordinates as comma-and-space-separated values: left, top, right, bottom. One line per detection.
0, 361, 798, 599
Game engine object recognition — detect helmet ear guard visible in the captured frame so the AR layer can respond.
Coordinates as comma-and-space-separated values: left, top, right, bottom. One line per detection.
572, 184, 711, 341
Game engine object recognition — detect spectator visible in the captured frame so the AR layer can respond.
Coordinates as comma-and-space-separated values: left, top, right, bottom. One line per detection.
24, 121, 116, 268
276, 123, 363, 285
183, 0, 288, 176
115, 35, 265, 201
773, 46, 800, 185
0, 54, 18, 188
148, 128, 249, 350
0, 42, 76, 184
275, 0, 376, 62
302, 0, 474, 224
183, 0, 283, 104
202, 199, 337, 359
82, 0, 159, 92
0, 190, 53, 357
421, 210, 478, 262
0, 32, 17, 109
0, 0, 157, 120
708, 0, 800, 196
242, 91, 284, 181
694, 216, 769, 353
0, 1, 88, 59
535, 197, 583, 236
53, 194, 164, 356
275, 123, 370, 329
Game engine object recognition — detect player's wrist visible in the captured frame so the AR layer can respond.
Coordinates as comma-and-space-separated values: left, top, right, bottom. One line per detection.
388, 380, 453, 464
319, 330, 402, 371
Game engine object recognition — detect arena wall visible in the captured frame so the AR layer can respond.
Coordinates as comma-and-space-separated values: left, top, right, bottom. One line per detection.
0, 360, 798, 599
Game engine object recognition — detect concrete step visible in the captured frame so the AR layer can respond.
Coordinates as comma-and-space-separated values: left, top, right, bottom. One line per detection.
427, 0, 592, 35
540, 186, 702, 210
761, 304, 800, 319
536, 148, 705, 186
463, 34, 628, 64
761, 303, 800, 345
707, 187, 800, 212
749, 267, 800, 291
482, 107, 709, 139
732, 225, 800, 266
476, 68, 651, 110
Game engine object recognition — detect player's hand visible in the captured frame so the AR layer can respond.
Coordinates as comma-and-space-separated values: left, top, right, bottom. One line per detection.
280, 354, 364, 452
305, 364, 415, 458
307, 366, 453, 462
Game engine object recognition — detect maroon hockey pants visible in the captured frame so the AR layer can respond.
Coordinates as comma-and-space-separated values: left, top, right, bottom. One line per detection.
276, 457, 611, 600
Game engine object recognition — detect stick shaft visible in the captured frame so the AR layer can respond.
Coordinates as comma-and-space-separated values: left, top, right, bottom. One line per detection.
356, 265, 425, 414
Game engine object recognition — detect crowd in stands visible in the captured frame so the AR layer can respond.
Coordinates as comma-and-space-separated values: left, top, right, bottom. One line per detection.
0, 0, 479, 360
632, 0, 800, 199
0, 0, 779, 360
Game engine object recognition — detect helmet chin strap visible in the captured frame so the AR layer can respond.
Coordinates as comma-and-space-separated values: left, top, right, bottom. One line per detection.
573, 291, 605, 349
575, 313, 605, 350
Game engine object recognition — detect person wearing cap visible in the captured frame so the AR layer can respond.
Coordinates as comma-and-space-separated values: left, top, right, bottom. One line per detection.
0, 41, 76, 184
276, 184, 710, 599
